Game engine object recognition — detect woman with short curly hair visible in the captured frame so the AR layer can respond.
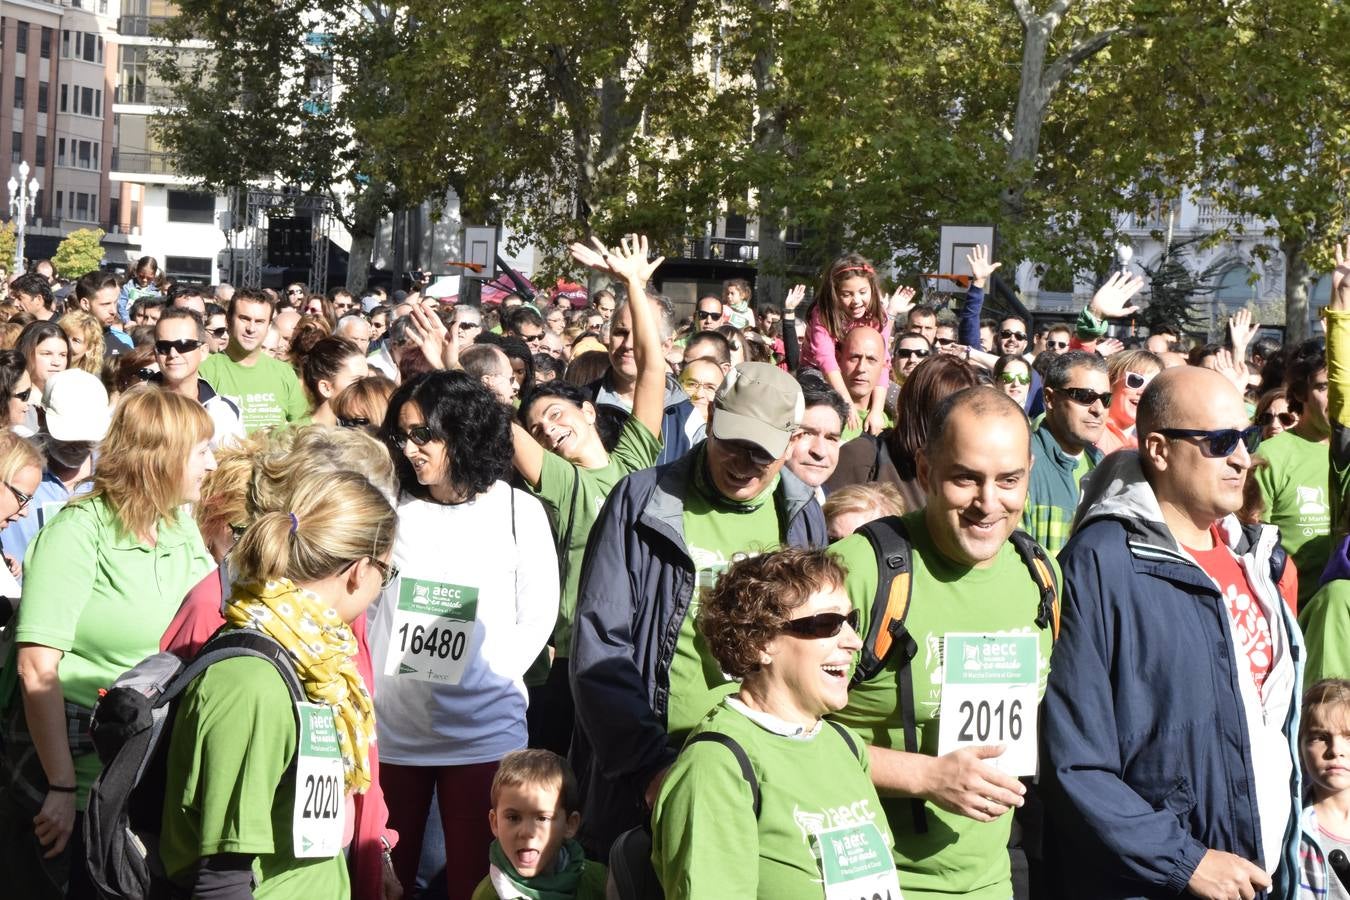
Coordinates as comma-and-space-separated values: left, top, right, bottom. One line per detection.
371, 370, 559, 898
652, 547, 900, 899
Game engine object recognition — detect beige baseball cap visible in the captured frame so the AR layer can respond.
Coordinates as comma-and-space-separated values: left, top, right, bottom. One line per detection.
709, 362, 804, 458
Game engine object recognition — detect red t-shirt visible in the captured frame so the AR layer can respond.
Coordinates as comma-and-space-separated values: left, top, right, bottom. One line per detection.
1183, 525, 1274, 692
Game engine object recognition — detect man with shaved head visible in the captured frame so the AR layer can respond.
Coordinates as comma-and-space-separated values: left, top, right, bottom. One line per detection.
1041, 366, 1301, 900
831, 386, 1061, 898
837, 326, 888, 440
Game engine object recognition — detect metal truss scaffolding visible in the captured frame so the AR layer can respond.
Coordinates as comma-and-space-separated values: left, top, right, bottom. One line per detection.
239, 187, 334, 292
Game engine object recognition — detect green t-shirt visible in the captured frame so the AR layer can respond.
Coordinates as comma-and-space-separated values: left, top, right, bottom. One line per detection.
653, 700, 896, 900
1253, 429, 1333, 604
530, 416, 661, 657
14, 495, 212, 804
1300, 578, 1350, 684
829, 511, 1056, 900
200, 351, 310, 433
160, 655, 349, 899
666, 463, 781, 739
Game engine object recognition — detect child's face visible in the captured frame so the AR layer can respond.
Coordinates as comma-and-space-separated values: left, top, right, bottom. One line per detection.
1303, 704, 1350, 796
489, 782, 580, 879
836, 276, 872, 320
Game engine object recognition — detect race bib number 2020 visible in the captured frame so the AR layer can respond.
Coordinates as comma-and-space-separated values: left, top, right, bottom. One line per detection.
385, 578, 478, 684
292, 702, 345, 859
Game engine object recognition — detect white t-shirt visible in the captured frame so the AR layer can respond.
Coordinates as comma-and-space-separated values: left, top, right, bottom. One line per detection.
367, 480, 559, 766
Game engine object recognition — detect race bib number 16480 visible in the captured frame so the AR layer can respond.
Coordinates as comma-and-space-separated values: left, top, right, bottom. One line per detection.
384, 578, 478, 685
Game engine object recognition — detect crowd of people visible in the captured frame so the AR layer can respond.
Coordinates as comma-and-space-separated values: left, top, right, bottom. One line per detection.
0, 232, 1347, 900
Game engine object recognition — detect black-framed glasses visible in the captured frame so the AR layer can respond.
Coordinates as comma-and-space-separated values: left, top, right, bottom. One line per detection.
1158, 425, 1262, 458
894, 348, 930, 360
781, 609, 860, 639
934, 337, 956, 348
287, 287, 305, 296
1257, 411, 1296, 429
154, 338, 204, 356
136, 368, 158, 381
390, 424, 435, 449
521, 332, 544, 344
1046, 340, 1069, 350
1124, 371, 1153, 390
1000, 330, 1027, 341
1058, 387, 1112, 408
339, 416, 371, 428
457, 321, 481, 331
207, 327, 228, 339
696, 309, 720, 320
12, 386, 30, 402
4, 481, 32, 512
367, 557, 400, 590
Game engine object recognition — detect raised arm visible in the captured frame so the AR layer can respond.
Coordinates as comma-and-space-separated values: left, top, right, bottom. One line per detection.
781, 284, 806, 372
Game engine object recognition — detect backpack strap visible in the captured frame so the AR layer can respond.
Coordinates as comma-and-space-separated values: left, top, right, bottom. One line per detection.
1008, 530, 1060, 641
158, 630, 305, 710
686, 732, 760, 818
851, 516, 915, 686
823, 719, 860, 762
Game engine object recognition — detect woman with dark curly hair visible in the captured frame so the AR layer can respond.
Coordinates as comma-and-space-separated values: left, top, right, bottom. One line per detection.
651, 548, 898, 899
371, 369, 559, 899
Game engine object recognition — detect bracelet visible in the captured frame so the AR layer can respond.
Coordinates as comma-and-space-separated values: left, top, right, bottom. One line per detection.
46, 784, 76, 793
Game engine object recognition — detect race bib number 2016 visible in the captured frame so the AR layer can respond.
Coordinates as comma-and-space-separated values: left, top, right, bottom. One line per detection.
936, 633, 1040, 776
385, 578, 478, 684
292, 703, 345, 859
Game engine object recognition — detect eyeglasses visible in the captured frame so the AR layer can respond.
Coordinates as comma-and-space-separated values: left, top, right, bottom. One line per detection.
1058, 387, 1112, 408
390, 424, 435, 448
457, 321, 481, 331
1124, 371, 1154, 390
154, 338, 204, 356
894, 348, 930, 360
4, 481, 32, 512
781, 609, 860, 639
136, 368, 158, 381
521, 332, 544, 344
999, 371, 1031, 386
367, 557, 400, 590
696, 309, 720, 320
11, 386, 30, 402
999, 330, 1027, 342
934, 338, 956, 348
1256, 411, 1296, 429
1158, 425, 1262, 458
207, 327, 228, 339
1046, 340, 1069, 350
287, 287, 304, 296
338, 417, 371, 428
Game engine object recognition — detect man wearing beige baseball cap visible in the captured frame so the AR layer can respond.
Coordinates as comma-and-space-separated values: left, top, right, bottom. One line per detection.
569, 361, 829, 856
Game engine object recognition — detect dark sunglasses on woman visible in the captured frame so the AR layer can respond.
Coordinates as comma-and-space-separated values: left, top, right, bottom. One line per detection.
1256, 411, 1296, 429
781, 609, 860, 639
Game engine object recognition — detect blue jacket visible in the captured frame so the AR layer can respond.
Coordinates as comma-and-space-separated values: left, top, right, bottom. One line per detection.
958, 284, 1044, 416
568, 445, 827, 856
1041, 451, 1304, 899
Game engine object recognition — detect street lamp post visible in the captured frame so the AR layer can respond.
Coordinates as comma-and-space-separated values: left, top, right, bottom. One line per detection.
8, 160, 41, 276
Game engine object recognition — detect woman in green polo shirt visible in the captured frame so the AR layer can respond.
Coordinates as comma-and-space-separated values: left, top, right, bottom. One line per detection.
652, 548, 901, 899
2, 387, 215, 897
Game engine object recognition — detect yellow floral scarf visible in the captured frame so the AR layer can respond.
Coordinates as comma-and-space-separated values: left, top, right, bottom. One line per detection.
224, 578, 374, 794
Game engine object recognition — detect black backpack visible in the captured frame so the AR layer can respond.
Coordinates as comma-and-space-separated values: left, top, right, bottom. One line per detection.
849, 516, 1061, 834
83, 629, 304, 900
606, 722, 862, 900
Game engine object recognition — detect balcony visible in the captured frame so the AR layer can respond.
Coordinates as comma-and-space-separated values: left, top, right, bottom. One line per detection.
110, 149, 176, 175
113, 83, 179, 106
679, 235, 808, 267
1196, 200, 1260, 231
117, 15, 171, 36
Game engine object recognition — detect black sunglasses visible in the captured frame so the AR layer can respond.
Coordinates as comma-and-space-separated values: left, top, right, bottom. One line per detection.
1046, 340, 1069, 350
136, 368, 158, 381
894, 348, 930, 360
339, 416, 371, 428
696, 309, 720, 319
1000, 330, 1027, 341
934, 337, 956, 347
782, 609, 860, 639
12, 386, 30, 402
154, 338, 204, 356
1256, 411, 1296, 429
390, 424, 435, 449
207, 326, 228, 339
1158, 425, 1262, 458
367, 557, 400, 590
457, 321, 481, 331
1058, 387, 1112, 408
4, 480, 32, 512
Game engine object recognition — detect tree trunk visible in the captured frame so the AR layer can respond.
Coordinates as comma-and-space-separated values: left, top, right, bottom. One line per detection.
1283, 237, 1310, 344
345, 182, 385, 294
1002, 17, 1053, 224
752, 0, 786, 305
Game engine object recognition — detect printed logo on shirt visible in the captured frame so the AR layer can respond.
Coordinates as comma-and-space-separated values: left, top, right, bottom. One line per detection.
793, 800, 879, 842
1297, 484, 1329, 535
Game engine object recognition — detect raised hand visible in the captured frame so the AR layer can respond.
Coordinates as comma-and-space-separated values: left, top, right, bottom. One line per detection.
1227, 308, 1259, 356
1096, 337, 1124, 357
784, 284, 807, 313
604, 235, 664, 285
1332, 235, 1350, 312
966, 244, 1002, 289
886, 286, 917, 320
407, 301, 455, 371
1089, 272, 1145, 319
1210, 348, 1248, 392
